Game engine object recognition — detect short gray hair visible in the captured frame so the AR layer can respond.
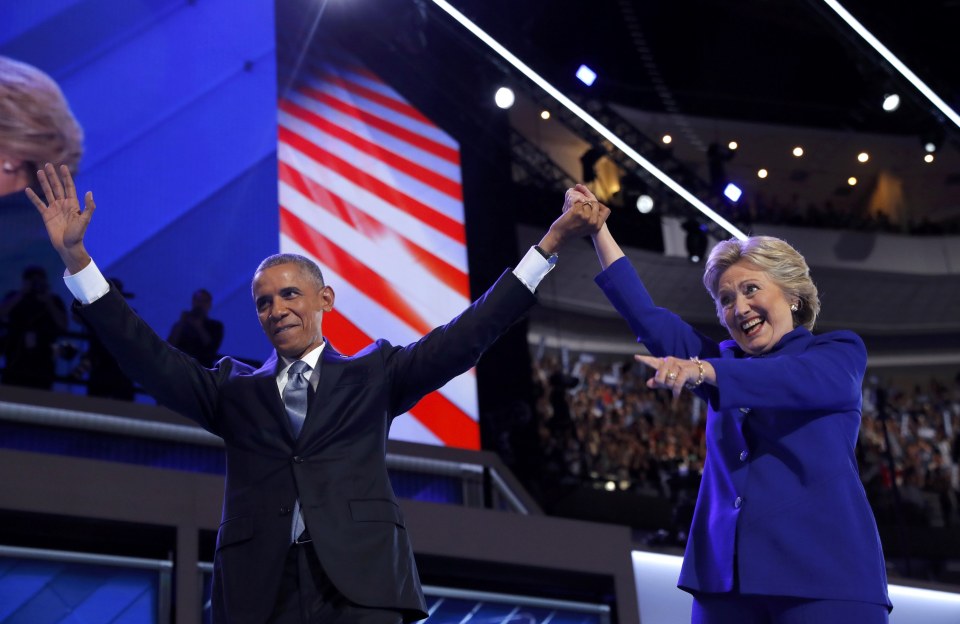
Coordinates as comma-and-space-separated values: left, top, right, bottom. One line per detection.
252, 254, 325, 294
703, 236, 820, 330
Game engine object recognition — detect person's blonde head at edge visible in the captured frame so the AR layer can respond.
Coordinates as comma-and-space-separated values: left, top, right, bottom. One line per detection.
0, 56, 83, 195
703, 236, 820, 355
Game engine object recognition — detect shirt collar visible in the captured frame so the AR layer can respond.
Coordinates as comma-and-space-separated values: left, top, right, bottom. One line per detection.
277, 341, 325, 377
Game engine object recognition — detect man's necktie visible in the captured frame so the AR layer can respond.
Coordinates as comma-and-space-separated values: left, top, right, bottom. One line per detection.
283, 360, 311, 541
283, 360, 311, 438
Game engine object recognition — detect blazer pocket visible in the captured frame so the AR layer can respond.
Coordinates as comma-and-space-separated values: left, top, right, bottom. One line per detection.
349, 499, 404, 527
216, 515, 254, 551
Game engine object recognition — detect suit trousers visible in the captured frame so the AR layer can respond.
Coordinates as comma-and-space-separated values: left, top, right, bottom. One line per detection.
691, 592, 889, 624
268, 541, 404, 624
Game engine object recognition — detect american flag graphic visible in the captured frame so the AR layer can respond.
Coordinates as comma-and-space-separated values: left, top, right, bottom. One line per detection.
277, 55, 477, 449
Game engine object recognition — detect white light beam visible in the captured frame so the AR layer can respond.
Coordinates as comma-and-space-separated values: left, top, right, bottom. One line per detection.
430, 0, 747, 241
821, 0, 960, 129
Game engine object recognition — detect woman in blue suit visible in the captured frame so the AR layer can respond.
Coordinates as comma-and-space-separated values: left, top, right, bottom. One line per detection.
572, 183, 891, 622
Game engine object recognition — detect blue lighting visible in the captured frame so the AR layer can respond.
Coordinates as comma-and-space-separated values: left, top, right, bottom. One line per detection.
576, 64, 597, 86
723, 182, 743, 203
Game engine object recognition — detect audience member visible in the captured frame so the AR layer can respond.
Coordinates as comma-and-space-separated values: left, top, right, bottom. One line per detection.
0, 266, 67, 389
167, 288, 224, 367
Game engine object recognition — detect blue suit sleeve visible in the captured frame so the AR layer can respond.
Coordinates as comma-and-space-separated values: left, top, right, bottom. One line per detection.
595, 257, 721, 359
708, 330, 866, 412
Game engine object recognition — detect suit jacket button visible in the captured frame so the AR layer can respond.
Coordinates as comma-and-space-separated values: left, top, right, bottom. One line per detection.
293, 455, 304, 463
734, 496, 744, 509
739, 407, 751, 414
280, 506, 291, 515
739, 450, 749, 462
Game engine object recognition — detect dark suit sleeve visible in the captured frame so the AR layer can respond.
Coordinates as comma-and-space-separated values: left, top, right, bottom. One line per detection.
384, 269, 536, 417
74, 287, 229, 434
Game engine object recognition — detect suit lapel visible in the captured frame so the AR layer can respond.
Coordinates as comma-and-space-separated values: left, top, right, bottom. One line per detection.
252, 352, 296, 444
298, 341, 345, 442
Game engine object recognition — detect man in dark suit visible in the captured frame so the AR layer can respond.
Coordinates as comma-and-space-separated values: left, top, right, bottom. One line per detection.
28, 164, 608, 623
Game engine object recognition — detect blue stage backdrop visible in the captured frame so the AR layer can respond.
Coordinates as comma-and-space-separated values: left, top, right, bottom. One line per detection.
0, 0, 279, 362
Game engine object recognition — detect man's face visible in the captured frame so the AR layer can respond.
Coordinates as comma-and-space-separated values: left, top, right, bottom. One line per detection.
252, 263, 334, 359
192, 290, 212, 314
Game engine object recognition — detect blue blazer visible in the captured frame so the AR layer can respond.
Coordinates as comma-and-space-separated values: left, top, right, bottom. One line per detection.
597, 258, 890, 608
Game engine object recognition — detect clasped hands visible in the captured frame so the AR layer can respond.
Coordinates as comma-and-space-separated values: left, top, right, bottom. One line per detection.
539, 183, 610, 254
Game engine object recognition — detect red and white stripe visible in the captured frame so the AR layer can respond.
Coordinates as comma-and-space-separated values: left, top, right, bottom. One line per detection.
277, 56, 477, 449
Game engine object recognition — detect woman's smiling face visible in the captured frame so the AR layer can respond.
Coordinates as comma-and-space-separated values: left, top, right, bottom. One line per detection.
717, 260, 798, 355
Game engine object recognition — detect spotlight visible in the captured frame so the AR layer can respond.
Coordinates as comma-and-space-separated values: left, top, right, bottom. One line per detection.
576, 64, 597, 86
924, 154, 935, 163
920, 127, 944, 154
857, 152, 869, 163
637, 194, 654, 214
882, 93, 900, 112
662, 134, 673, 145
757, 169, 768, 179
792, 147, 804, 157
727, 141, 739, 151
848, 176, 858, 186
723, 183, 743, 203
540, 110, 550, 120
494, 87, 515, 109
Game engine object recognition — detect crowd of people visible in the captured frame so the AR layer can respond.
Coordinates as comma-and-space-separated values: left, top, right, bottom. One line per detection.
531, 355, 960, 530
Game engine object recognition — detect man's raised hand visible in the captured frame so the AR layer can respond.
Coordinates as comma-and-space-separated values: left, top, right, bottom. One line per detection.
25, 163, 95, 274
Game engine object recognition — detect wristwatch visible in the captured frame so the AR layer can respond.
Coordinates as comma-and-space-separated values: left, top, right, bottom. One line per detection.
534, 245, 558, 266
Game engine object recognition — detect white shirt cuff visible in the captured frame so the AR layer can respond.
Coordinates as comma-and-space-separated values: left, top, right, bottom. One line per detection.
63, 259, 111, 305
512, 247, 555, 293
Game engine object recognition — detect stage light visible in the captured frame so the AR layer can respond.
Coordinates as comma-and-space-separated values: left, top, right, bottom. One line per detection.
662, 134, 673, 145
924, 142, 936, 153
540, 110, 550, 120
848, 176, 858, 186
727, 141, 738, 151
723, 183, 743, 203
882, 93, 900, 112
604, 480, 616, 492
757, 169, 768, 179
924, 154, 934, 163
494, 87, 515, 109
857, 152, 869, 163
637, 194, 654, 214
576, 64, 597, 86
792, 147, 804, 157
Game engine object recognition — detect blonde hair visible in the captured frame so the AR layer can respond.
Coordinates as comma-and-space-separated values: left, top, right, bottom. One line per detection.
703, 236, 820, 330
0, 56, 83, 185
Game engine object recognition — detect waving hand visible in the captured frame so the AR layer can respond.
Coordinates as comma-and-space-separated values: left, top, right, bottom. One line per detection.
25, 163, 95, 274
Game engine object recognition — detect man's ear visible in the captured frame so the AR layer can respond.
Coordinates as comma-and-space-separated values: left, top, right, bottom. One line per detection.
321, 285, 335, 312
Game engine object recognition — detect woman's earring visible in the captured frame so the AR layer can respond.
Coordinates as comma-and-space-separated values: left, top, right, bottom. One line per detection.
2, 161, 16, 173
790, 302, 799, 312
